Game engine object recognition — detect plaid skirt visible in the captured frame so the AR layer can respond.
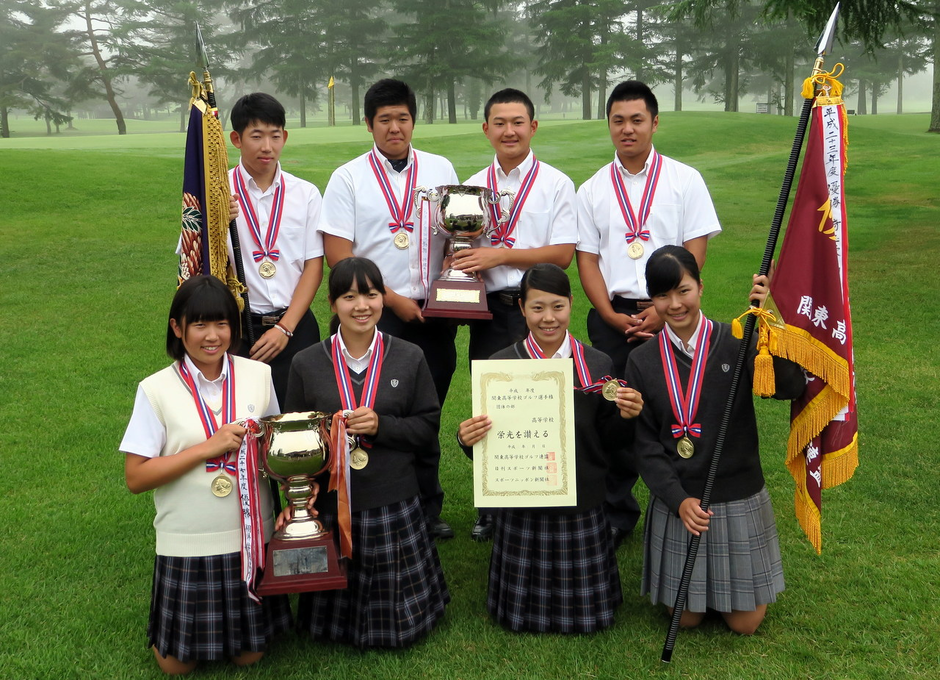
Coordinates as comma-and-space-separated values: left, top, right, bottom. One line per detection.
297, 495, 450, 648
488, 505, 622, 634
642, 486, 785, 613
148, 551, 292, 662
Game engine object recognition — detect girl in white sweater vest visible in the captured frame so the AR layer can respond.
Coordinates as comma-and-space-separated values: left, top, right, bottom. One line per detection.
120, 275, 289, 674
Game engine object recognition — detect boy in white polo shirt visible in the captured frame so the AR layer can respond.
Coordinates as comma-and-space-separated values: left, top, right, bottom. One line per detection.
228, 92, 324, 406
459, 88, 577, 540
319, 79, 459, 540
577, 80, 721, 544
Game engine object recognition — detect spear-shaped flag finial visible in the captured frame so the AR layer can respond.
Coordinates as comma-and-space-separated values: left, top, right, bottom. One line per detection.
815, 3, 840, 57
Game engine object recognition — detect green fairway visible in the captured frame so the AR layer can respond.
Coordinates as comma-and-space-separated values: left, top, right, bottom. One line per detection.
1, 111, 938, 679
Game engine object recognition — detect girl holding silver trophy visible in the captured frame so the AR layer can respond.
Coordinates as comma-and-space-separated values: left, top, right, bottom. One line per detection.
284, 257, 450, 648
120, 275, 290, 674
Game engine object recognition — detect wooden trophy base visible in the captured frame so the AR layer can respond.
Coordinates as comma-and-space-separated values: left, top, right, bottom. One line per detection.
256, 531, 347, 596
423, 279, 492, 320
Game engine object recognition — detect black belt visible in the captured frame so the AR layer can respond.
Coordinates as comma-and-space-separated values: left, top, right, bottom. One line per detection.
490, 288, 522, 306
613, 296, 652, 311
250, 308, 288, 326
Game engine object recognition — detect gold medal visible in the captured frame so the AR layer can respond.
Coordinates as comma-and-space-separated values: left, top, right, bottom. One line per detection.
627, 241, 645, 260
601, 380, 620, 402
211, 474, 233, 497
677, 436, 695, 459
393, 231, 410, 249
349, 447, 369, 470
259, 260, 277, 278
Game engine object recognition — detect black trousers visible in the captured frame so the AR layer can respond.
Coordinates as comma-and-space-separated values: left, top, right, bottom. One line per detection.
239, 308, 321, 408
468, 291, 527, 363
377, 303, 457, 520
586, 297, 651, 533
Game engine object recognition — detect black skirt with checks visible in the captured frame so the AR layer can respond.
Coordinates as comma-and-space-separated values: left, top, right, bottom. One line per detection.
297, 495, 450, 648
148, 550, 292, 662
488, 505, 622, 634
642, 486, 785, 613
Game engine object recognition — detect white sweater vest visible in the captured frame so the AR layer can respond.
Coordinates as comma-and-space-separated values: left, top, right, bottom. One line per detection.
140, 355, 275, 557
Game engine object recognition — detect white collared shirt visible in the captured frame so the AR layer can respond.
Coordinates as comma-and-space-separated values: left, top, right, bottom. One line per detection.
318, 145, 458, 299
664, 313, 705, 358
463, 151, 578, 292
576, 147, 721, 299
227, 162, 324, 313
119, 354, 280, 459
334, 328, 379, 374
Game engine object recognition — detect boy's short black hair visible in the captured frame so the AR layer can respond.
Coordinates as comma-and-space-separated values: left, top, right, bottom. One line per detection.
606, 80, 659, 119
484, 88, 535, 122
230, 92, 286, 135
166, 275, 241, 361
363, 79, 417, 125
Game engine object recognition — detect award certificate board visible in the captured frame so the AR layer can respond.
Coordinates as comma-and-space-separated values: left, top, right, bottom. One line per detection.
471, 358, 576, 508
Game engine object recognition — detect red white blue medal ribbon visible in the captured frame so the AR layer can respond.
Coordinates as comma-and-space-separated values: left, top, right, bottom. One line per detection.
610, 150, 662, 245
658, 316, 713, 440
178, 354, 236, 473
236, 419, 264, 603
579, 374, 628, 395
369, 149, 417, 236
524, 332, 593, 389
486, 157, 540, 248
331, 331, 386, 448
233, 167, 285, 263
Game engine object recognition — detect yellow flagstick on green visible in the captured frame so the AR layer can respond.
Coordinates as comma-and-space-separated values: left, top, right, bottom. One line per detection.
328, 76, 336, 127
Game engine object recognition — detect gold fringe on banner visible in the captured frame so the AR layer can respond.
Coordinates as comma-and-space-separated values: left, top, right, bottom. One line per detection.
788, 426, 858, 554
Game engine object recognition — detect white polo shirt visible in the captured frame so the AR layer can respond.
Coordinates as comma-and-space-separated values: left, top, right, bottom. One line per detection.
227, 162, 324, 313
463, 151, 578, 292
319, 145, 458, 300
576, 148, 720, 300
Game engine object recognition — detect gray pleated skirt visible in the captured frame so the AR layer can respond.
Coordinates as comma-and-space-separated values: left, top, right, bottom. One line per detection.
642, 486, 784, 613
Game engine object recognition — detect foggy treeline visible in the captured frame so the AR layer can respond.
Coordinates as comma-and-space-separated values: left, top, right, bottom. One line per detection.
3, 0, 939, 138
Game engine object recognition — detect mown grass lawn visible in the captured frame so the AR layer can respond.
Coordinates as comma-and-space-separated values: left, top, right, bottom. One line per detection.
1, 110, 937, 679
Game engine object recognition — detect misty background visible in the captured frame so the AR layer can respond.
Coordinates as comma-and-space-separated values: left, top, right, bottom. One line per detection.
3, 0, 937, 138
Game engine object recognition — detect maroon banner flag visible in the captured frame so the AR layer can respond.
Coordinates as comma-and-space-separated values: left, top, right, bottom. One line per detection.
763, 94, 858, 553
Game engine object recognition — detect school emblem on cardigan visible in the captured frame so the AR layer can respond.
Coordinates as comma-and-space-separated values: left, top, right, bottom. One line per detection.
248, 403, 255, 412
722, 363, 730, 372
390, 379, 399, 388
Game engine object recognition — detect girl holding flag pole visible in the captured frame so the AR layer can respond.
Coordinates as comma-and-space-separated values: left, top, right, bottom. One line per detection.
457, 263, 644, 633
121, 275, 290, 674
285, 257, 449, 648
625, 245, 804, 635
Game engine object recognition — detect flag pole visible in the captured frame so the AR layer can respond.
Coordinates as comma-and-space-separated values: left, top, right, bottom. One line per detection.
660, 4, 841, 664
196, 23, 255, 348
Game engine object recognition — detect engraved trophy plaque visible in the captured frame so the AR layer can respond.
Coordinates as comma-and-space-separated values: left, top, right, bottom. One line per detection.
413, 184, 514, 320
256, 411, 347, 595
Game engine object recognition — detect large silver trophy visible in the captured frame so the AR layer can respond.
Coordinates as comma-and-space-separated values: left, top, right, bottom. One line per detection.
414, 184, 514, 319
256, 411, 347, 595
